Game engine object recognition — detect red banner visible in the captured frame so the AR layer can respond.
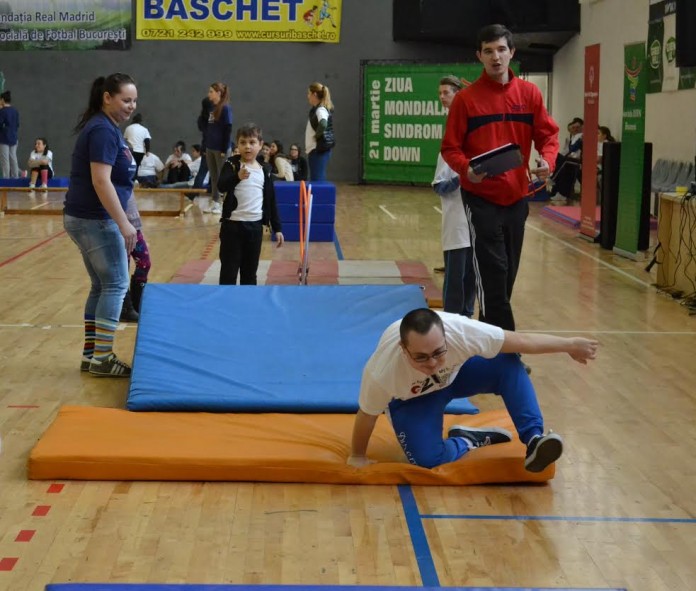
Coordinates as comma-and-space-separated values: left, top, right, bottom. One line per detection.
580, 44, 601, 238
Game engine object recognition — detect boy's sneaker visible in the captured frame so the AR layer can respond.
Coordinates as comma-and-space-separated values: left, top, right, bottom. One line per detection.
80, 356, 92, 372
448, 425, 512, 449
89, 354, 131, 378
525, 431, 563, 472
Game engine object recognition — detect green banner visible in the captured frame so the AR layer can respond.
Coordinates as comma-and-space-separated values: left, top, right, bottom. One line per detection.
647, 0, 696, 92
362, 62, 519, 184
615, 42, 648, 258
0, 0, 131, 50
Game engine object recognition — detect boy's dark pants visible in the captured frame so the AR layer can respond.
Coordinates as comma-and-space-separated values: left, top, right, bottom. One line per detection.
219, 220, 264, 285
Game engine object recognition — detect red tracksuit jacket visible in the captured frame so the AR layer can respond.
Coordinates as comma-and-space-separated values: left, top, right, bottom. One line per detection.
441, 69, 559, 206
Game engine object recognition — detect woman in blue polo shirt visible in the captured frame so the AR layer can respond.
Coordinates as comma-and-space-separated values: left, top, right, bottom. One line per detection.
63, 73, 138, 378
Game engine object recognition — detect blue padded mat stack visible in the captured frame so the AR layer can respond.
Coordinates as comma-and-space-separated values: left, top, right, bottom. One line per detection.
274, 181, 335, 241
127, 284, 478, 415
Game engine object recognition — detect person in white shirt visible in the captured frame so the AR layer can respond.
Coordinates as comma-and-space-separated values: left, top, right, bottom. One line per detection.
136, 151, 165, 187
348, 308, 598, 471
432, 75, 475, 318
27, 137, 53, 193
123, 114, 151, 178
161, 144, 209, 190
163, 140, 193, 184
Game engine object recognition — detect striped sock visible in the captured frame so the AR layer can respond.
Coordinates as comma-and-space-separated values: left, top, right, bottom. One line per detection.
93, 317, 119, 361
82, 315, 96, 359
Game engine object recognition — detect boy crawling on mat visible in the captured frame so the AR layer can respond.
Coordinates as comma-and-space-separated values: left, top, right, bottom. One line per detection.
348, 308, 598, 471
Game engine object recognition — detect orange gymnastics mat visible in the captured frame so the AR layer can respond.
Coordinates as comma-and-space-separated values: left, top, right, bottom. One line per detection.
28, 406, 554, 485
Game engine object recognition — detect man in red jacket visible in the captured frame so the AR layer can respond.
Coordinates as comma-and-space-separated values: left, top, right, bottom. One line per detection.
442, 24, 559, 352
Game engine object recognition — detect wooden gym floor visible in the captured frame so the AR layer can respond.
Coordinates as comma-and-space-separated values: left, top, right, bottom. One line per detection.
0, 185, 694, 591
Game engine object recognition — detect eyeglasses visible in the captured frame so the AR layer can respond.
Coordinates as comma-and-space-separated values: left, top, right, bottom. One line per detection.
405, 345, 448, 364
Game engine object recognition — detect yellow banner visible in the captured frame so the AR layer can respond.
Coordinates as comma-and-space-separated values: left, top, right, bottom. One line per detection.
136, 0, 341, 43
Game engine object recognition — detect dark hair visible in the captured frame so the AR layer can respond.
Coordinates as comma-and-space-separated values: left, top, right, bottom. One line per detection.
570, 117, 584, 125
0, 90, 11, 103
75, 73, 136, 132
477, 24, 514, 51
132, 113, 143, 124
271, 140, 284, 153
209, 82, 229, 121
289, 143, 301, 155
174, 140, 186, 151
439, 75, 464, 91
36, 137, 49, 155
236, 123, 263, 142
191, 143, 201, 153
399, 309, 445, 346
598, 126, 615, 142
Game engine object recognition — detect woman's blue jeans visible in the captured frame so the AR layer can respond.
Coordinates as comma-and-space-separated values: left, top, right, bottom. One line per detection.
63, 214, 129, 322
308, 149, 332, 181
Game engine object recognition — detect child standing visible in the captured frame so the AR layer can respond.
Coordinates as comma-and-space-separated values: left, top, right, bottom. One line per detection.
217, 123, 284, 285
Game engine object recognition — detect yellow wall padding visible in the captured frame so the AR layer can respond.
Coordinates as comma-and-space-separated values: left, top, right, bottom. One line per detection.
28, 406, 554, 484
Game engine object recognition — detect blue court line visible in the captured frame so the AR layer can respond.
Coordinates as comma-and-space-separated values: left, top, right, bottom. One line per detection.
397, 484, 440, 587
333, 230, 344, 260
45, 585, 627, 590
421, 514, 696, 524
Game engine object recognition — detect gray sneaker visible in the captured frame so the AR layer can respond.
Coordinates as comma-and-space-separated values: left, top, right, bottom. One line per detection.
89, 354, 132, 378
80, 356, 91, 372
448, 425, 512, 448
525, 431, 563, 472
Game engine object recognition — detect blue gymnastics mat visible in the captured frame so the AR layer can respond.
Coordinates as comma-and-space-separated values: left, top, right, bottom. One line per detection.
45, 585, 626, 590
126, 284, 478, 415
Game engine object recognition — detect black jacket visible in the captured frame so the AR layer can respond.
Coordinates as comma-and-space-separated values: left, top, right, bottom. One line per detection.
218, 155, 282, 233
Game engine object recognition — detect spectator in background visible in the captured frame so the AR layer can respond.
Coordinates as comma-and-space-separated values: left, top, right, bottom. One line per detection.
269, 140, 294, 181
162, 144, 208, 190
27, 137, 54, 195
124, 113, 151, 179
163, 140, 192, 184
192, 97, 212, 193
288, 143, 308, 181
432, 75, 476, 319
305, 82, 335, 181
596, 125, 615, 164
0, 90, 20, 179
136, 150, 165, 187
202, 82, 233, 215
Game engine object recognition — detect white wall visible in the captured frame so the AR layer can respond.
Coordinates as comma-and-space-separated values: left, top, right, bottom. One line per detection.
552, 0, 696, 164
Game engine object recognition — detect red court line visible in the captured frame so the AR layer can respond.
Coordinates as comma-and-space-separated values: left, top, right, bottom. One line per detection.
0, 557, 19, 571
15, 530, 35, 542
47, 483, 64, 494
32, 505, 51, 517
0, 230, 66, 269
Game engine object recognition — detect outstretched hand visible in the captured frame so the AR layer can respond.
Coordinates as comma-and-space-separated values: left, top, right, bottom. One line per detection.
567, 337, 599, 364
347, 455, 376, 468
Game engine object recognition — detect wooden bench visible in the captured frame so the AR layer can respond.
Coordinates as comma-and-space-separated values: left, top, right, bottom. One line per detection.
0, 187, 209, 217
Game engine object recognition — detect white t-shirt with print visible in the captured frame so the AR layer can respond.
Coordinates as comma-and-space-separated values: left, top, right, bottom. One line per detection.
358, 312, 505, 416
432, 153, 470, 251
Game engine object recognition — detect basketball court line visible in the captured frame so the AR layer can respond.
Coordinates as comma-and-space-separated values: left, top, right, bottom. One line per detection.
0, 230, 66, 269
422, 514, 696, 524
379, 204, 397, 219
525, 221, 653, 289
